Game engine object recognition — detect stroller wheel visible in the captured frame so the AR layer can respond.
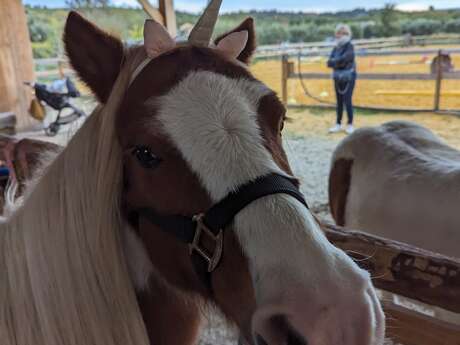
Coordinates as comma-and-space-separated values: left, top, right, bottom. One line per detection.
45, 123, 60, 136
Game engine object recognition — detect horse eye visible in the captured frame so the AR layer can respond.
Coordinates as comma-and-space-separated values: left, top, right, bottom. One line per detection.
132, 146, 162, 169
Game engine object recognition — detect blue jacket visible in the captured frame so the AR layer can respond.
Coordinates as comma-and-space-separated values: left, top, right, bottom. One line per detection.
327, 41, 356, 73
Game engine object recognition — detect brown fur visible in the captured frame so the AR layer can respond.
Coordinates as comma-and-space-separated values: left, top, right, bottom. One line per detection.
136, 277, 202, 345
328, 158, 353, 226
214, 17, 257, 64
63, 12, 124, 102
65, 12, 291, 345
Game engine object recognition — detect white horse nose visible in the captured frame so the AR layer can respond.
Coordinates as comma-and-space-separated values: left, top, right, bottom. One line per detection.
251, 277, 385, 345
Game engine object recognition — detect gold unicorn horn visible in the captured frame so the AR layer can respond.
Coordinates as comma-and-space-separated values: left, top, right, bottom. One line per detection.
188, 0, 223, 46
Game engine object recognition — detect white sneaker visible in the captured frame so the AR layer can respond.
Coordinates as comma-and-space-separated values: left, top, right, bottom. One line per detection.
345, 124, 354, 134
329, 124, 342, 133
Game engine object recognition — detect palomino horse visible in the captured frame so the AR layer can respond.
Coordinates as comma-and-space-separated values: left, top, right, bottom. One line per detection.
329, 120, 459, 258
0, 2, 385, 345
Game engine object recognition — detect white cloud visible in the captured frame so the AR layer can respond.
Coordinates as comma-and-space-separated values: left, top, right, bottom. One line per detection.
111, 0, 140, 7
396, 2, 430, 11
175, 1, 206, 13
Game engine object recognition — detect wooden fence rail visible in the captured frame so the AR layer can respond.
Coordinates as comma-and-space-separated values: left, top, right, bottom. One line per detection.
281, 50, 460, 113
256, 34, 460, 59
324, 224, 460, 314
325, 224, 460, 345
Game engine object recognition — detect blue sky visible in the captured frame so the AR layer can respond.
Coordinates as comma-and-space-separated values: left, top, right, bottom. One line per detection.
24, 0, 460, 13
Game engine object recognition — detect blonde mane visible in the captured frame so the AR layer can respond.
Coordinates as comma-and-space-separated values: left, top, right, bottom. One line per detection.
0, 48, 151, 345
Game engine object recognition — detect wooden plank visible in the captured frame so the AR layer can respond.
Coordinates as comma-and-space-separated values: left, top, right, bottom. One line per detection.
384, 302, 460, 345
137, 0, 164, 23
36, 69, 75, 78
434, 50, 443, 111
159, 0, 177, 37
375, 90, 460, 96
281, 55, 288, 105
0, 0, 35, 129
289, 72, 460, 80
324, 224, 460, 313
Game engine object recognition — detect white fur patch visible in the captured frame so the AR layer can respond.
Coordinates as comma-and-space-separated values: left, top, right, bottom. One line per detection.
155, 71, 283, 200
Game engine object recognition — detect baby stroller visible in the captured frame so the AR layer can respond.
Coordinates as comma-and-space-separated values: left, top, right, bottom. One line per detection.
25, 77, 85, 136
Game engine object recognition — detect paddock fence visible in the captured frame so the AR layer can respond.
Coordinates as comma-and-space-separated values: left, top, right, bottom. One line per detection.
325, 224, 460, 345
280, 48, 460, 114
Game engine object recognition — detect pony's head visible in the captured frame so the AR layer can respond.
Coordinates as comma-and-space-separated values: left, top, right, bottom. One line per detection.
64, 3, 385, 344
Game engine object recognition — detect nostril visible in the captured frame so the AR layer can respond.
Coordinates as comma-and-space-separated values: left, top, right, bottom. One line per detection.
254, 314, 308, 345
255, 334, 268, 345
270, 315, 308, 345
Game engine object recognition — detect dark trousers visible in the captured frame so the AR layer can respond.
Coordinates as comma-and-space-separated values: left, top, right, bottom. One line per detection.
335, 78, 355, 125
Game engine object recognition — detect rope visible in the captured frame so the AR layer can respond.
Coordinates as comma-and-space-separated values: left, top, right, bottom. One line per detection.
294, 50, 448, 113
296, 51, 335, 106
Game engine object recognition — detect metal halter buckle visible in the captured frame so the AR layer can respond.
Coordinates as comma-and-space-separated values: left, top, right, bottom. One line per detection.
189, 213, 223, 272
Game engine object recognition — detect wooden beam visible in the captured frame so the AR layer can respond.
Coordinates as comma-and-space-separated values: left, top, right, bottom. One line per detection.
0, 0, 36, 129
324, 224, 460, 314
137, 0, 164, 24
288, 72, 460, 80
434, 50, 443, 111
281, 55, 289, 105
137, 0, 177, 37
159, 0, 177, 37
384, 301, 460, 345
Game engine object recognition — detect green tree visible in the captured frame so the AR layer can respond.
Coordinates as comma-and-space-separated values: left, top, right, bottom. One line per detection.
380, 3, 400, 37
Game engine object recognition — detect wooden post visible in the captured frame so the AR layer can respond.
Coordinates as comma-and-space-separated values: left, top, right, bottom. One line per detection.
137, 0, 176, 37
159, 0, 177, 38
137, 0, 164, 23
281, 55, 289, 105
0, 0, 36, 130
324, 224, 460, 314
384, 301, 460, 345
434, 50, 443, 111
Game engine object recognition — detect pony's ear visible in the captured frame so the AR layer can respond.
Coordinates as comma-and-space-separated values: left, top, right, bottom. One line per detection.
144, 19, 176, 58
64, 11, 124, 103
214, 17, 256, 64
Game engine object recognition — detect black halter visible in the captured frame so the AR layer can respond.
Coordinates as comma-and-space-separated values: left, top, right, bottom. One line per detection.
130, 173, 308, 291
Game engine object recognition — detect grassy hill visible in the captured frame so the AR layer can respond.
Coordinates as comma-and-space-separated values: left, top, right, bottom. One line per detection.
26, 5, 460, 58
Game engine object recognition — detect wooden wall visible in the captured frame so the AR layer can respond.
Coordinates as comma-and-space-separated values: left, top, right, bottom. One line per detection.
0, 0, 35, 129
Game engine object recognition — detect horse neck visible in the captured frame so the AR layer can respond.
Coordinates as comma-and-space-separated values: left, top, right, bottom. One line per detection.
0, 107, 149, 345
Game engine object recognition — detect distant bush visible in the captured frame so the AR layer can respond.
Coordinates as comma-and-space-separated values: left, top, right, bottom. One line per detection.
289, 24, 316, 42
257, 23, 289, 45
444, 19, 460, 33
401, 18, 443, 35
361, 23, 383, 38
28, 17, 49, 43
32, 41, 57, 58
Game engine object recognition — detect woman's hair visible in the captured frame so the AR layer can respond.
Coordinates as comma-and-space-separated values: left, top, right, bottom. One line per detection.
335, 24, 352, 37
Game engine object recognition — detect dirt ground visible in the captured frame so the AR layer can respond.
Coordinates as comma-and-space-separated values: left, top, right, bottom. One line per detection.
285, 107, 460, 149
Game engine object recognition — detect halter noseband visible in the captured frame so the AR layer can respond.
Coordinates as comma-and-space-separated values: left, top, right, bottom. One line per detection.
130, 173, 308, 291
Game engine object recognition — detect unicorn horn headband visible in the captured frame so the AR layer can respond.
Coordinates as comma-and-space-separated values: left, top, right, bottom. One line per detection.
131, 0, 241, 85
188, 0, 223, 46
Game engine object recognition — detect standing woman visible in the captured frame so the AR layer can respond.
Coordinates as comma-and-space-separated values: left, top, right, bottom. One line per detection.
327, 24, 356, 134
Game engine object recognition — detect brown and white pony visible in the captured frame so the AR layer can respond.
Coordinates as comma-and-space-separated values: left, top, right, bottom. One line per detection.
0, 2, 385, 345
329, 120, 459, 258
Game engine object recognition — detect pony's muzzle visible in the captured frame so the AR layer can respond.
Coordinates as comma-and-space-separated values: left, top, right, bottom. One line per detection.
252, 311, 308, 345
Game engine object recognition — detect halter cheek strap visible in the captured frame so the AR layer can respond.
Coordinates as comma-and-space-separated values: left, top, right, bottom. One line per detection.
129, 58, 153, 86
129, 173, 308, 292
